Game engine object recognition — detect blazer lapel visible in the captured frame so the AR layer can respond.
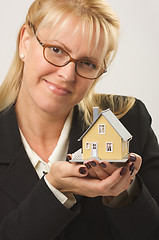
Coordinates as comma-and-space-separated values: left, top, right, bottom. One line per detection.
0, 105, 85, 204
0, 105, 39, 204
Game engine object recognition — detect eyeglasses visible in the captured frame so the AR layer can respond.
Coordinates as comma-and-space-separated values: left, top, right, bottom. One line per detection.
31, 24, 107, 80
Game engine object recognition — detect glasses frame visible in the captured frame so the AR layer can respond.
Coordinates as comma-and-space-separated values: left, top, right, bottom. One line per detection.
30, 23, 107, 80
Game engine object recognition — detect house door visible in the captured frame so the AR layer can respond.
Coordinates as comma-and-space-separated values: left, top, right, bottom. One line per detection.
91, 142, 98, 158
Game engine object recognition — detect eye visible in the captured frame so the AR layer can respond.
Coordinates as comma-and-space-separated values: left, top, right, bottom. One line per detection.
50, 47, 63, 54
83, 61, 98, 70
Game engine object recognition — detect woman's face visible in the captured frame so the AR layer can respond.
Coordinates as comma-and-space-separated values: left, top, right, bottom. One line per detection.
19, 16, 105, 117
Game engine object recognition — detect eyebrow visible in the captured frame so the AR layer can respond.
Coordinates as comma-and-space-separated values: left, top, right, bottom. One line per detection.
51, 40, 73, 53
79, 56, 98, 63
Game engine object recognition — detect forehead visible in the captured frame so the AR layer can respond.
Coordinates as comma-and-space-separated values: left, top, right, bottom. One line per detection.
37, 15, 106, 59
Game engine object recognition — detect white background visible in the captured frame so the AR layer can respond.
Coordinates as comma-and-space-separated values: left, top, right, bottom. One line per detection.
0, 0, 159, 140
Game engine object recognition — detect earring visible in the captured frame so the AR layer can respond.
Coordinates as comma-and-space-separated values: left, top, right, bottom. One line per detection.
20, 54, 25, 60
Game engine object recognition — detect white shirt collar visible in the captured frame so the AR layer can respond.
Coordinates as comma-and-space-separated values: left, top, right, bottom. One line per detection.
19, 109, 73, 172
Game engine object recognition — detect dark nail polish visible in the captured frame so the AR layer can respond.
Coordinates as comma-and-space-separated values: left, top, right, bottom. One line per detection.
130, 179, 134, 184
129, 163, 135, 172
130, 167, 135, 176
120, 167, 126, 176
129, 154, 136, 162
90, 161, 97, 167
79, 167, 87, 175
99, 162, 107, 168
66, 155, 72, 161
126, 159, 130, 164
85, 163, 91, 169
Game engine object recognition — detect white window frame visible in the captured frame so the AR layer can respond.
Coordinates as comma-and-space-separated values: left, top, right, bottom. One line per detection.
98, 124, 105, 134
85, 142, 90, 149
106, 142, 113, 152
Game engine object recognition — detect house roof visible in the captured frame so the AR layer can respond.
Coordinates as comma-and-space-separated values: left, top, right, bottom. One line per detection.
78, 108, 132, 141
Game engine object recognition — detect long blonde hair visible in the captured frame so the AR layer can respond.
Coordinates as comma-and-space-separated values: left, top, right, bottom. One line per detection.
0, 0, 135, 124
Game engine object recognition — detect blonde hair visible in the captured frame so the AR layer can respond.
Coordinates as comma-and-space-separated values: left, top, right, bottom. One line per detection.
0, 0, 135, 124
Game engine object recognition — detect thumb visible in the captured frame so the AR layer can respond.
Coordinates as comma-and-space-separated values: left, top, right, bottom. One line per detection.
57, 161, 88, 178
78, 165, 88, 177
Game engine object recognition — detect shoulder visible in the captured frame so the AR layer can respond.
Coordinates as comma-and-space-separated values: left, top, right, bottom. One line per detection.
94, 93, 152, 139
119, 98, 152, 155
94, 93, 136, 118
120, 98, 151, 126
0, 104, 20, 146
95, 94, 150, 121
0, 104, 16, 126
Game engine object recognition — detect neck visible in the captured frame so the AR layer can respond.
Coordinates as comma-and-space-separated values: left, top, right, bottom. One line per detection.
15, 98, 71, 161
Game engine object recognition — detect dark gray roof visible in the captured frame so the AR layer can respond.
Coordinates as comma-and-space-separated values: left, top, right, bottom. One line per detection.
78, 108, 132, 141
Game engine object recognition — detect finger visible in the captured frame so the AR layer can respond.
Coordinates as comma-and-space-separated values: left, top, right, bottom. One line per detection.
99, 161, 135, 195
77, 165, 130, 197
51, 161, 89, 178
84, 161, 98, 178
86, 160, 110, 180
127, 153, 142, 173
66, 154, 72, 162
111, 165, 133, 195
98, 166, 125, 193
70, 163, 89, 178
101, 161, 118, 175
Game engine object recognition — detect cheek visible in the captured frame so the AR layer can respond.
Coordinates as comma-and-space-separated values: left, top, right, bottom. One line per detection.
23, 45, 56, 79
76, 80, 94, 97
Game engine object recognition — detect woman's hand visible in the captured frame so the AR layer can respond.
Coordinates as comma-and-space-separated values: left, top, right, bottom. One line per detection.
84, 153, 142, 181
46, 153, 142, 198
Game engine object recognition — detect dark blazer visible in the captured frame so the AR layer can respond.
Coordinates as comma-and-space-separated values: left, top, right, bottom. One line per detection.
0, 99, 159, 240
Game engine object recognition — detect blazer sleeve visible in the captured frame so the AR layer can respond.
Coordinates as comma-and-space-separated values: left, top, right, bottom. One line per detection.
0, 178, 80, 240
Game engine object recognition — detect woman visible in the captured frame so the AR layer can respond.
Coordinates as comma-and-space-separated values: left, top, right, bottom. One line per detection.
0, 0, 159, 239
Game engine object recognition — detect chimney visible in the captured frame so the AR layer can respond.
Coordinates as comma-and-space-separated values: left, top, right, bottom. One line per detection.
93, 107, 99, 122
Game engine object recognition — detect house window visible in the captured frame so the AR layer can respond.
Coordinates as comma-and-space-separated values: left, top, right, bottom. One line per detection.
106, 142, 113, 152
85, 142, 90, 149
98, 124, 105, 134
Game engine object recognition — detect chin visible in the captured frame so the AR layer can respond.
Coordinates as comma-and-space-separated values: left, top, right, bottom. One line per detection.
38, 102, 70, 116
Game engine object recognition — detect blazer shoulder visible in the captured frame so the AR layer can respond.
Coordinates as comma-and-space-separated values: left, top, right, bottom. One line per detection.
123, 98, 152, 124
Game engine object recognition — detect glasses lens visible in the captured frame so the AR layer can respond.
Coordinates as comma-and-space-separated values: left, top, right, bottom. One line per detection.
77, 60, 102, 79
44, 46, 104, 79
44, 46, 70, 66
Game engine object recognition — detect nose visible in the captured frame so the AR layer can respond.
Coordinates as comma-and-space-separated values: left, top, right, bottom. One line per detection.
57, 62, 76, 82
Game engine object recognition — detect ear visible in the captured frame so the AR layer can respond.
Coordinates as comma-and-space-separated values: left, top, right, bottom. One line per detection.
19, 25, 31, 61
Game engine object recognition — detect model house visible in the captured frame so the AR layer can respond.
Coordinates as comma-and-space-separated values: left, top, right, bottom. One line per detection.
71, 107, 132, 162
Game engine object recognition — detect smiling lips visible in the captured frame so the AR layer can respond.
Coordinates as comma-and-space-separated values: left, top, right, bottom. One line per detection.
44, 80, 71, 96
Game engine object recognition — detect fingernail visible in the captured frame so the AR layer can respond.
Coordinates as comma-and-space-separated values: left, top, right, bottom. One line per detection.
129, 154, 136, 162
130, 178, 134, 184
85, 163, 91, 169
99, 162, 107, 168
66, 155, 72, 161
120, 167, 126, 176
79, 167, 87, 175
130, 167, 135, 176
129, 163, 135, 172
90, 161, 97, 167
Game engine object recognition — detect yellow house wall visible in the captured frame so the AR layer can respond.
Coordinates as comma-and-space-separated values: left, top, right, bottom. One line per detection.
122, 140, 130, 157
82, 115, 124, 160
